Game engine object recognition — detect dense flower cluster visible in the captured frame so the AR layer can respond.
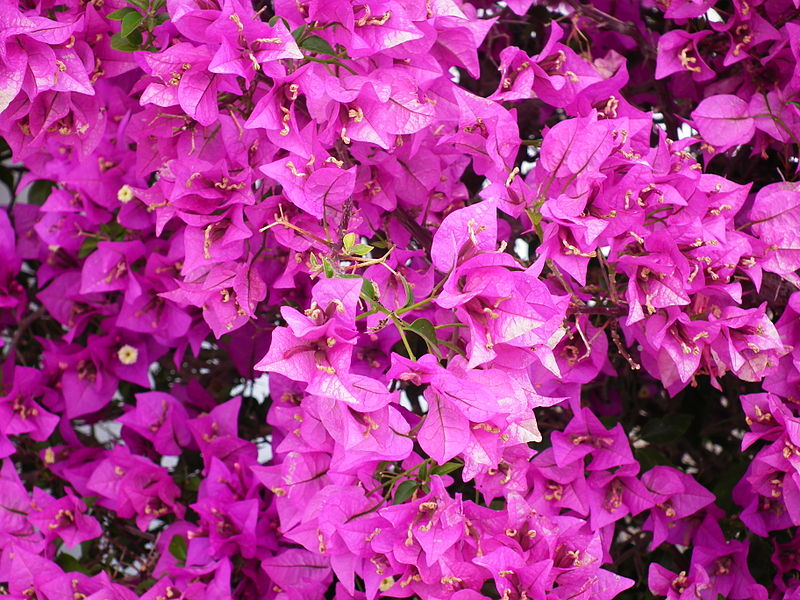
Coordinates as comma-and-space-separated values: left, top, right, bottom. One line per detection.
1, 0, 800, 598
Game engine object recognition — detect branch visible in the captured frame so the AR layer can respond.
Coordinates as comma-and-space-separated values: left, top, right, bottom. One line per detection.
566, 304, 627, 317
6, 306, 45, 366
565, 0, 656, 60
394, 207, 433, 258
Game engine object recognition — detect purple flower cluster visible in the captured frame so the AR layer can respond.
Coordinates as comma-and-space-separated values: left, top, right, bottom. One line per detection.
1, 0, 800, 598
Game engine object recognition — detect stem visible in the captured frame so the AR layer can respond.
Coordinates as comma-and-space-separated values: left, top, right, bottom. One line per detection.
355, 305, 389, 321
345, 498, 386, 523
547, 258, 581, 304
610, 322, 640, 371
438, 339, 466, 357
392, 316, 416, 361
433, 323, 467, 330
397, 296, 433, 316
302, 56, 358, 75
597, 251, 619, 305
363, 459, 430, 497
7, 306, 45, 365
261, 213, 333, 249
565, 0, 655, 59
566, 304, 626, 317
394, 206, 433, 256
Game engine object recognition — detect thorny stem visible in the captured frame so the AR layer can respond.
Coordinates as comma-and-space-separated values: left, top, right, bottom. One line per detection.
610, 322, 640, 370
547, 258, 582, 305
260, 205, 334, 248
566, 304, 626, 317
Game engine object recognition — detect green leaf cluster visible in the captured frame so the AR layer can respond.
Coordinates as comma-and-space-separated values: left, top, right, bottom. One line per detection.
108, 0, 169, 52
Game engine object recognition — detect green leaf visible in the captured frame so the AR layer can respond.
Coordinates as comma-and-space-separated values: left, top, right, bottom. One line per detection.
489, 497, 505, 510
407, 318, 441, 358
28, 179, 56, 205
641, 413, 693, 445
349, 243, 373, 256
431, 461, 462, 476
399, 272, 414, 309
360, 278, 378, 302
169, 534, 187, 563
525, 205, 544, 240
128, 28, 143, 45
184, 475, 201, 492
418, 462, 428, 481
291, 24, 307, 42
300, 35, 337, 56
107, 7, 137, 20
481, 578, 500, 598
342, 232, 356, 252
270, 15, 291, 29
78, 237, 98, 259
154, 12, 170, 25
126, 0, 149, 8
634, 446, 671, 472
135, 579, 158, 595
599, 415, 620, 429
393, 480, 418, 504
56, 553, 90, 574
322, 257, 335, 278
111, 32, 140, 52
100, 221, 128, 241
748, 536, 778, 584
121, 11, 143, 37
0, 166, 15, 192
711, 459, 749, 512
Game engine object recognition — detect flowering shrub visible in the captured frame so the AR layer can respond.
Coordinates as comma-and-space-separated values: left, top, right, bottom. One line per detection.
1, 0, 800, 597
